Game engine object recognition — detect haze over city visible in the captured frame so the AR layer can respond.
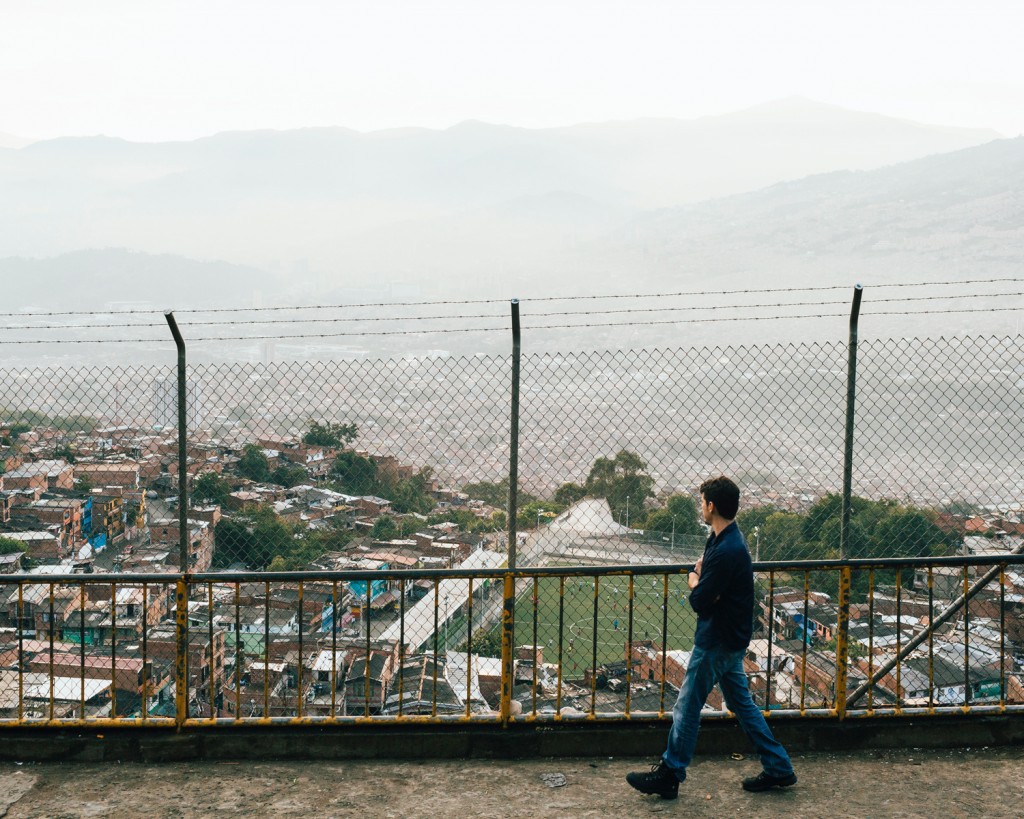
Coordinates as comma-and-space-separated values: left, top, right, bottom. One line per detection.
1, 0, 1022, 362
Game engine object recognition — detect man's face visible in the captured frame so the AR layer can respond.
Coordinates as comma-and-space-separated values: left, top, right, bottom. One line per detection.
701, 494, 713, 524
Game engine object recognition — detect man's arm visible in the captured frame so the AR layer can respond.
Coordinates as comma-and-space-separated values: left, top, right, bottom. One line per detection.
687, 556, 703, 590
688, 549, 727, 614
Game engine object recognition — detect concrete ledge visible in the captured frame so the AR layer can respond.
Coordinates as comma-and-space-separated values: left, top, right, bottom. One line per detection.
2, 714, 1024, 763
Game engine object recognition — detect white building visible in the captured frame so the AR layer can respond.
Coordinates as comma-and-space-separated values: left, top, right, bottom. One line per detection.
153, 377, 205, 429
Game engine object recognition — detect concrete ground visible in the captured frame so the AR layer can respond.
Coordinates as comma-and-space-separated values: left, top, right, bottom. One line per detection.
2, 746, 1022, 818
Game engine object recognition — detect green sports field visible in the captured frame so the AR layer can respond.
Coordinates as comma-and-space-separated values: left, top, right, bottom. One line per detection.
501, 573, 699, 668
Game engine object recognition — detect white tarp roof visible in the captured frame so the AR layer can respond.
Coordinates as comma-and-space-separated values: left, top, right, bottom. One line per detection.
526, 497, 634, 564
379, 547, 505, 650
546, 498, 632, 536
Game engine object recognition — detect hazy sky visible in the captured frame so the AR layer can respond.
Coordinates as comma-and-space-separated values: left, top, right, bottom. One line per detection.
3, 0, 1023, 142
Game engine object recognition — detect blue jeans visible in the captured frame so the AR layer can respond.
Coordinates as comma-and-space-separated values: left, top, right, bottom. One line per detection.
662, 644, 793, 780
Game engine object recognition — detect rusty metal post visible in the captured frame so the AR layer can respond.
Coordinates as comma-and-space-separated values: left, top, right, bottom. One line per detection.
841, 284, 863, 559
499, 573, 516, 726
175, 577, 189, 728
164, 311, 190, 572
834, 565, 852, 718
507, 299, 521, 571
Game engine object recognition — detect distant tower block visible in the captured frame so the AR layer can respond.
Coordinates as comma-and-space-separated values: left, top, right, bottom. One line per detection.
153, 377, 205, 429
262, 340, 275, 365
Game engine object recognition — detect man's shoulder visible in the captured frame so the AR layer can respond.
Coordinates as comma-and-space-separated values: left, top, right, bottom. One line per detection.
717, 523, 749, 554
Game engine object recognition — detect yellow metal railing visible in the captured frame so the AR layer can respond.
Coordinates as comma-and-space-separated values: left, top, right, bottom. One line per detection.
1, 555, 1022, 729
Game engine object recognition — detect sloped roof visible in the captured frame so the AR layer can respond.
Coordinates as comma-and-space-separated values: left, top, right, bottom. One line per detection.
379, 547, 506, 650
546, 498, 632, 537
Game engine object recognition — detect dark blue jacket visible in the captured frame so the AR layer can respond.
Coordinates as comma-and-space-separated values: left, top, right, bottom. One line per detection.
689, 521, 754, 651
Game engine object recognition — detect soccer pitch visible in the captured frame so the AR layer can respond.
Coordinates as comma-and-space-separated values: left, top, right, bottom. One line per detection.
503, 574, 698, 669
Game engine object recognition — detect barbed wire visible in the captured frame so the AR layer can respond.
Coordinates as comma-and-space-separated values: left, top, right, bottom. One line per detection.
1, 277, 1021, 319
3, 290, 1022, 331
2, 305, 1020, 343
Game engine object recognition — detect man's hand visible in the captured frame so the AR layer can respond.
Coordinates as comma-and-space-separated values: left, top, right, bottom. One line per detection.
688, 556, 703, 590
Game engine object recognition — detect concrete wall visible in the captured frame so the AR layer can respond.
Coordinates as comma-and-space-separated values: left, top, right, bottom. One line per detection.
2, 714, 1024, 763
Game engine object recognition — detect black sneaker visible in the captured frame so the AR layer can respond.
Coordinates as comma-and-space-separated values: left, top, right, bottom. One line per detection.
626, 761, 681, 799
742, 770, 797, 792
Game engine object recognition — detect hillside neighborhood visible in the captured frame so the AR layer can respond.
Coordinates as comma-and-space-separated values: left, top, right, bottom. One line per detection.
2, 418, 1024, 722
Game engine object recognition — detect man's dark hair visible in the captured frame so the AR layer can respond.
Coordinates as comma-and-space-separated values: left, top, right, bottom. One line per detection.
699, 475, 740, 520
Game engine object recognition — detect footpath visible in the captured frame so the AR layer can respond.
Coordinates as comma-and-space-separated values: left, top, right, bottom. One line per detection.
1, 746, 1022, 818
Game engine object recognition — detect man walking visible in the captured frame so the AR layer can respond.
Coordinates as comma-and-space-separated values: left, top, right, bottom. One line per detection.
626, 475, 796, 798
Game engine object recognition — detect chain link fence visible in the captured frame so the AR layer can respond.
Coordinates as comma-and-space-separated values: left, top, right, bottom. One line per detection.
2, 327, 1023, 723
1, 335, 1022, 577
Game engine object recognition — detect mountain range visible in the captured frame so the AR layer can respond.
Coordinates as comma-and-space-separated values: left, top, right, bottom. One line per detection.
1, 98, 1020, 360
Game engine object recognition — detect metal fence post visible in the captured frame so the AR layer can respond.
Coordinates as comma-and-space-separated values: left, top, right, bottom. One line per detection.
174, 577, 189, 728
507, 299, 521, 571
164, 311, 190, 572
499, 572, 516, 726
501, 300, 522, 725
165, 312, 191, 729
834, 565, 852, 718
840, 285, 863, 560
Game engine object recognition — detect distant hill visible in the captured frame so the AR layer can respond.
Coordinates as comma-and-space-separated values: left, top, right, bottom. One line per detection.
613, 136, 1024, 280
538, 136, 1024, 347
0, 249, 282, 312
0, 249, 289, 367
0, 99, 999, 278
0, 131, 33, 149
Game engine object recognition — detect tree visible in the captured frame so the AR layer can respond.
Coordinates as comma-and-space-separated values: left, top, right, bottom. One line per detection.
479, 510, 506, 533
386, 467, 436, 515
817, 517, 870, 559
370, 515, 399, 541
584, 450, 654, 524
516, 500, 562, 531
428, 508, 479, 529
213, 518, 257, 569
823, 634, 867, 660
0, 536, 25, 555
213, 508, 295, 569
303, 419, 358, 448
330, 451, 378, 495
459, 626, 503, 658
737, 506, 776, 542
194, 472, 231, 506
251, 510, 298, 567
643, 494, 702, 541
874, 508, 953, 558
463, 479, 506, 507
801, 494, 845, 544
554, 482, 586, 507
270, 463, 308, 488
463, 478, 537, 508
7, 423, 31, 441
755, 512, 804, 561
237, 444, 270, 482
